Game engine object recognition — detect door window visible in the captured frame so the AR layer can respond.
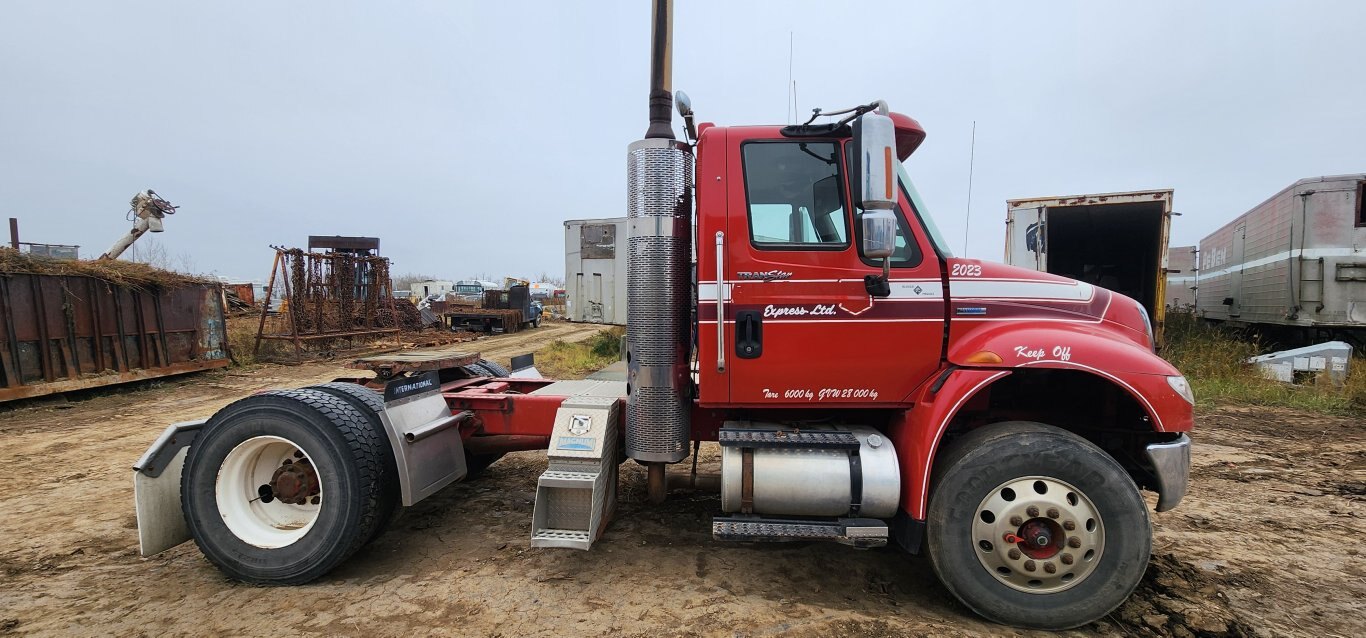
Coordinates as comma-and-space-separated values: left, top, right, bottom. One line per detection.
741, 142, 849, 250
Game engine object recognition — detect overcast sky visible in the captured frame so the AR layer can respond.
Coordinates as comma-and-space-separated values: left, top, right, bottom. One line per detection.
2, 1, 1363, 283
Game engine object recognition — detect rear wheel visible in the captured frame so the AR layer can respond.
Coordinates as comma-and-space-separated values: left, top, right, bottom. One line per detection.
926, 421, 1150, 630
307, 382, 400, 543
182, 389, 385, 584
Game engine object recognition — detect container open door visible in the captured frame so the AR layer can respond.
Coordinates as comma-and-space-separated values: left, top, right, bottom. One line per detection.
1005, 206, 1046, 270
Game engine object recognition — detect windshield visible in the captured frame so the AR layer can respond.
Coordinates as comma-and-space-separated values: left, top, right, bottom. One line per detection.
897, 164, 954, 258
455, 284, 482, 294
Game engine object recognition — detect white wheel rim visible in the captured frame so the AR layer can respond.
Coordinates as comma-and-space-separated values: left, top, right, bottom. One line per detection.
970, 475, 1105, 594
216, 435, 323, 548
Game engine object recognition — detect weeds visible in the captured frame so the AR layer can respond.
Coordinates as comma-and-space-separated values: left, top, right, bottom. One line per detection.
534, 328, 625, 379
1163, 311, 1365, 414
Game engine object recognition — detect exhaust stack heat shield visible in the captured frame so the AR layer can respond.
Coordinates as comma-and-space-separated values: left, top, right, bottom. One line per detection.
625, 138, 693, 463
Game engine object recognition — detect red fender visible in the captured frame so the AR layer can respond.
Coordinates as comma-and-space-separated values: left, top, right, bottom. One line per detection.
886, 368, 1011, 521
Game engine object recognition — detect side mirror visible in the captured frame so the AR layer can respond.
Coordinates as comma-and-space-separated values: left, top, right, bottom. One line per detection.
861, 209, 896, 259
852, 107, 897, 211
862, 210, 895, 298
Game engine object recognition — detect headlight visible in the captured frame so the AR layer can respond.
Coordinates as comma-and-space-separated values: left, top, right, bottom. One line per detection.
1134, 300, 1155, 351
1166, 375, 1194, 405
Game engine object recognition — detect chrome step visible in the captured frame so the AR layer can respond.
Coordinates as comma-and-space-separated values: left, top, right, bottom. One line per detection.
717, 428, 860, 450
712, 516, 888, 548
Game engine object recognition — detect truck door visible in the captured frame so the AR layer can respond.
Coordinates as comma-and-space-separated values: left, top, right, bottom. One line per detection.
718, 137, 944, 405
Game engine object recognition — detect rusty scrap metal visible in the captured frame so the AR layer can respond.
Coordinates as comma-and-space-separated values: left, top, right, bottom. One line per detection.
0, 271, 229, 403
254, 247, 401, 360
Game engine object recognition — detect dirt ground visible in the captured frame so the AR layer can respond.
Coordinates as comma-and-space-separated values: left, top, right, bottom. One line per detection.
0, 322, 1362, 637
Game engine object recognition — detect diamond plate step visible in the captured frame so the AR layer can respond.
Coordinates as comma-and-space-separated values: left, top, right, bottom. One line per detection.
531, 528, 592, 549
712, 516, 888, 548
537, 470, 599, 488
717, 428, 860, 450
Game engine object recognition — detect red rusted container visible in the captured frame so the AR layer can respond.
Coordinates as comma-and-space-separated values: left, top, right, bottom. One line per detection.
0, 274, 229, 402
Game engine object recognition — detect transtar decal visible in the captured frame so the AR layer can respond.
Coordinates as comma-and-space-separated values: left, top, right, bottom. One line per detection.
737, 270, 793, 281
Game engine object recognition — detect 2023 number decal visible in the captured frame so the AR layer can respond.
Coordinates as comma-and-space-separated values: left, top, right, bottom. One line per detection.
951, 263, 982, 277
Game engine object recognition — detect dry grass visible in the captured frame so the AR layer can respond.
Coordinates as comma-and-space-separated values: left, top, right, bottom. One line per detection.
533, 327, 624, 378
0, 248, 213, 289
1163, 311, 1366, 414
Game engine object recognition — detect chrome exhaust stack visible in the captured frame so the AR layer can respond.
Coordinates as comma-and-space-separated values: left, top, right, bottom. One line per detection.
626, 0, 692, 468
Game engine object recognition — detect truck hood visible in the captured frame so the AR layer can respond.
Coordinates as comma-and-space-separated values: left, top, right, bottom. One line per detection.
946, 258, 1154, 353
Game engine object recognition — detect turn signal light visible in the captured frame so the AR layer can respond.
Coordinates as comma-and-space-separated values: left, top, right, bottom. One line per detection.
965, 350, 1003, 365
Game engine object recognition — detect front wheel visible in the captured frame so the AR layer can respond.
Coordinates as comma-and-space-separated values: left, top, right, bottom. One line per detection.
926, 421, 1150, 630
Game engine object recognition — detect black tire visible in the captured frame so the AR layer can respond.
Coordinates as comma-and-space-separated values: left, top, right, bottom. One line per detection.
476, 359, 510, 377
462, 362, 492, 378
307, 382, 400, 543
926, 421, 1151, 630
181, 389, 385, 584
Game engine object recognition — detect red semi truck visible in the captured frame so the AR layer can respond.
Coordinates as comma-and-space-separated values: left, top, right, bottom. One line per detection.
132, 2, 1192, 629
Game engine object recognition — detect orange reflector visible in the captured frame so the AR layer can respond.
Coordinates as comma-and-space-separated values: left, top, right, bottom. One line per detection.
883, 146, 894, 198
964, 350, 1003, 365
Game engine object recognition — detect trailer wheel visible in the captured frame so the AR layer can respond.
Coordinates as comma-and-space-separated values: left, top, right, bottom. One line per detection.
181, 389, 385, 584
926, 421, 1150, 630
307, 382, 400, 543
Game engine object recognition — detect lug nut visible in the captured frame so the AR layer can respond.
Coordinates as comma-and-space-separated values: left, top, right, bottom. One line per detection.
1044, 562, 1057, 574
1063, 520, 1076, 531
1008, 549, 1021, 560
1047, 508, 1060, 519
1026, 506, 1039, 517
1068, 536, 1082, 548
311, 496, 320, 505
1010, 516, 1023, 526
293, 451, 304, 458
1061, 553, 1074, 565
1024, 560, 1036, 572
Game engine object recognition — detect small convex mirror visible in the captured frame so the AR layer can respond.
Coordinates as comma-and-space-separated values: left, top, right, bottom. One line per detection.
862, 209, 896, 258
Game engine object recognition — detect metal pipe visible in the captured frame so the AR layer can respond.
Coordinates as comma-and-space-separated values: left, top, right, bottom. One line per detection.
644, 0, 674, 140
666, 470, 720, 492
462, 435, 550, 456
647, 462, 667, 504
405, 410, 473, 444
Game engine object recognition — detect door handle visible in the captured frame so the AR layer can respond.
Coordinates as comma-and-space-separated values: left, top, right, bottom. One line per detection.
735, 310, 763, 359
715, 231, 726, 372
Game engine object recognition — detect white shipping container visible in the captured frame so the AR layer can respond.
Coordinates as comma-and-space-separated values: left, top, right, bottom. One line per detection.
564, 217, 628, 325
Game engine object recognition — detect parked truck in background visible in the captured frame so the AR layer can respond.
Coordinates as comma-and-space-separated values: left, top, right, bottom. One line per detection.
132, 2, 1193, 630
1197, 174, 1366, 348
452, 279, 502, 303
1005, 190, 1173, 343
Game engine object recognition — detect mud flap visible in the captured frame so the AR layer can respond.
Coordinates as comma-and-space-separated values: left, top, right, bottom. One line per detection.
379, 372, 469, 506
133, 420, 205, 556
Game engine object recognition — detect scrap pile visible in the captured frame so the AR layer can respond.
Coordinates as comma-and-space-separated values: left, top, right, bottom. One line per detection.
0, 248, 211, 290
254, 247, 401, 358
